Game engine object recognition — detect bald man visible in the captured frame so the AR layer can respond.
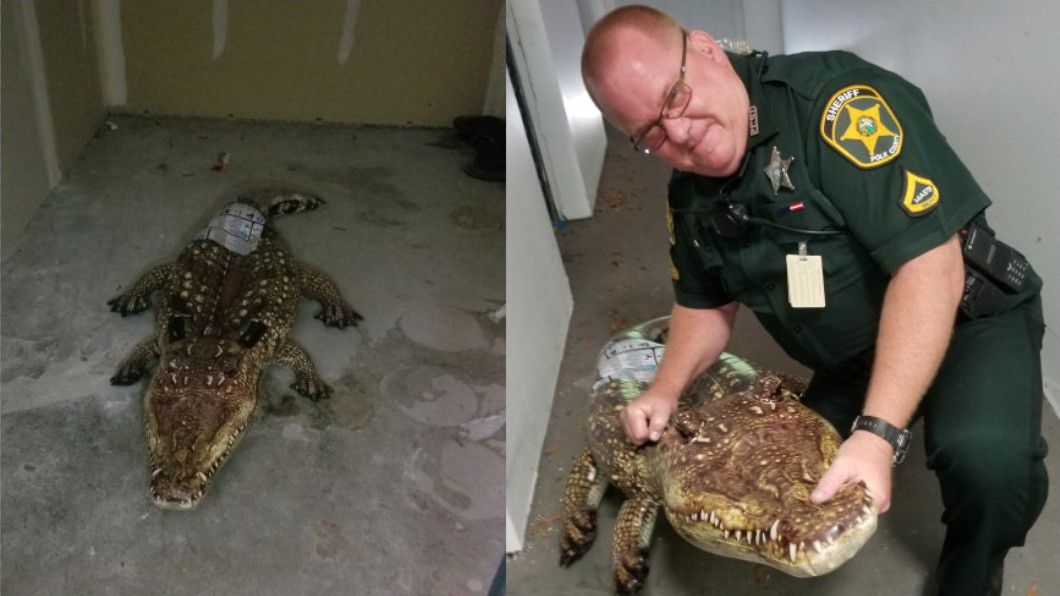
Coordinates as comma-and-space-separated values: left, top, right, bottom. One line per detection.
579, 6, 1046, 595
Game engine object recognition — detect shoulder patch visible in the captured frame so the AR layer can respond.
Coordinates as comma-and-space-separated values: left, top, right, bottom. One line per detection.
820, 84, 903, 168
666, 205, 676, 245
900, 170, 939, 216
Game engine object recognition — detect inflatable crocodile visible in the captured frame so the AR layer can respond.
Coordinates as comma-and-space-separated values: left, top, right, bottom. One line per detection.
108, 190, 361, 510
559, 317, 877, 593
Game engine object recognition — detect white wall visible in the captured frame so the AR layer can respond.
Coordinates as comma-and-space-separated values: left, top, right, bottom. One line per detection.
508, 0, 606, 220
782, 0, 1060, 413
505, 67, 574, 552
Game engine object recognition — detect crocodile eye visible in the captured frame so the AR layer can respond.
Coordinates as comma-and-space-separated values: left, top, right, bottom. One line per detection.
674, 411, 698, 441
237, 320, 267, 348
168, 316, 186, 342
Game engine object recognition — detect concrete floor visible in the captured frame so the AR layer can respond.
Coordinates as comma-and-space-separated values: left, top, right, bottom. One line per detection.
506, 128, 1060, 595
1, 115, 504, 595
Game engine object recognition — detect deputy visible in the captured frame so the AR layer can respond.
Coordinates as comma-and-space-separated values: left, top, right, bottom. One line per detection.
581, 6, 1047, 594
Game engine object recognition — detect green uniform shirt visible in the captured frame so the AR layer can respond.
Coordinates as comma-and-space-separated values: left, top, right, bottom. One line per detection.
668, 50, 1039, 371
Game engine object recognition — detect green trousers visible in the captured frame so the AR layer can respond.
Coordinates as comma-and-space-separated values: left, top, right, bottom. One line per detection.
801, 295, 1048, 596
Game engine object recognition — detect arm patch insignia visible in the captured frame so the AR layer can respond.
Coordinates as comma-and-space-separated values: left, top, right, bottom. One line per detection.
900, 170, 939, 216
820, 84, 903, 169
666, 205, 676, 245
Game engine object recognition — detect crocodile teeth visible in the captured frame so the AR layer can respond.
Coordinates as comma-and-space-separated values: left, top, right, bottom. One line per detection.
723, 530, 730, 539
708, 511, 717, 525
152, 468, 162, 478
770, 519, 780, 541
183, 376, 188, 386
206, 376, 213, 386
216, 374, 225, 386
170, 374, 178, 385
197, 471, 208, 483
735, 530, 741, 542
789, 542, 797, 562
699, 509, 706, 521
812, 540, 823, 553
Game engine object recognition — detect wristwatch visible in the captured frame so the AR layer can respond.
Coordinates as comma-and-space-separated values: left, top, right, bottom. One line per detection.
851, 415, 912, 465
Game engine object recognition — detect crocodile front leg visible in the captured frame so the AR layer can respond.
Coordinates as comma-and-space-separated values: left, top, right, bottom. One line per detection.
111, 337, 160, 385
297, 264, 363, 329
613, 493, 660, 595
560, 448, 608, 565
108, 263, 174, 316
274, 340, 332, 401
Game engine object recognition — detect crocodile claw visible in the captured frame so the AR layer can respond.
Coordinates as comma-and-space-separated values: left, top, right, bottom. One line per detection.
110, 367, 145, 386
107, 294, 150, 317
614, 548, 650, 595
559, 510, 597, 566
291, 376, 333, 401
314, 303, 363, 329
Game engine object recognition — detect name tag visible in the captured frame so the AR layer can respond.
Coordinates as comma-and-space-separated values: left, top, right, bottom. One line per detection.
786, 251, 825, 308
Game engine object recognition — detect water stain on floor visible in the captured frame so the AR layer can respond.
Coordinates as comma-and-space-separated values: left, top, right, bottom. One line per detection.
449, 205, 502, 232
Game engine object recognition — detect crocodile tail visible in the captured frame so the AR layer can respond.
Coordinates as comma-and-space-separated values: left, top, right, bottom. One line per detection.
234, 189, 326, 220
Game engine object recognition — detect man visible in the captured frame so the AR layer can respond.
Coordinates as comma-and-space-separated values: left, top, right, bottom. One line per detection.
581, 6, 1047, 595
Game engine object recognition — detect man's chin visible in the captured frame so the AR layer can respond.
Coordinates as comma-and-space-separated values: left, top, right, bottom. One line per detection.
698, 144, 746, 177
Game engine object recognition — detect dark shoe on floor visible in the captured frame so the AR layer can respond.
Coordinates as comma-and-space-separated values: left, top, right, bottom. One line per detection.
454, 115, 504, 144
464, 156, 505, 182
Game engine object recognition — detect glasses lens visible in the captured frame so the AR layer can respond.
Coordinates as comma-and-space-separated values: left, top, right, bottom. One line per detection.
635, 125, 667, 154
665, 81, 692, 119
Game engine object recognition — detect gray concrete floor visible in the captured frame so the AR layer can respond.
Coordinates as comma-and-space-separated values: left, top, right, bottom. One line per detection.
506, 127, 1060, 595
1, 115, 504, 595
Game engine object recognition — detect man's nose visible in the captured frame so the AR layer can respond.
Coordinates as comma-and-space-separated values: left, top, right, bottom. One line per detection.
658, 117, 690, 146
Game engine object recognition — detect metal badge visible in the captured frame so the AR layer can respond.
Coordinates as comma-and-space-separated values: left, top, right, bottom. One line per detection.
763, 146, 795, 195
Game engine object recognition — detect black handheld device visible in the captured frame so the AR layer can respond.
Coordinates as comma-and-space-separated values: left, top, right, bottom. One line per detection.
961, 223, 1029, 293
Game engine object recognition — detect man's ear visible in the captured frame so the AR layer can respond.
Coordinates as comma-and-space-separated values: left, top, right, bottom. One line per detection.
687, 29, 726, 64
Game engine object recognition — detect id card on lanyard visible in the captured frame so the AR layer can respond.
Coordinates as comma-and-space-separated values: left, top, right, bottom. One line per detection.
786, 241, 825, 308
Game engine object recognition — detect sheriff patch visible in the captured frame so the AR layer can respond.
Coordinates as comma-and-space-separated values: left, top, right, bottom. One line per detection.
820, 84, 903, 168
900, 170, 939, 216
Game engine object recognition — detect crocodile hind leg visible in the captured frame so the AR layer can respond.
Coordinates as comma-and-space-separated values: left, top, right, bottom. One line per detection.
108, 263, 174, 316
111, 337, 160, 385
297, 265, 363, 329
612, 493, 660, 595
560, 448, 607, 565
274, 340, 332, 401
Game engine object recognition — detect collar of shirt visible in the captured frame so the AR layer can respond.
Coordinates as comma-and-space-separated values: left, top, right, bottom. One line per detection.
729, 51, 779, 150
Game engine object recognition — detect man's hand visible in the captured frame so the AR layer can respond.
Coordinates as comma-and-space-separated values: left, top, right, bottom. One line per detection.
620, 388, 679, 445
811, 430, 894, 512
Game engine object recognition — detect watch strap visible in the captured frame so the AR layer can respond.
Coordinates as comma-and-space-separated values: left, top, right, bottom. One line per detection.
851, 415, 912, 465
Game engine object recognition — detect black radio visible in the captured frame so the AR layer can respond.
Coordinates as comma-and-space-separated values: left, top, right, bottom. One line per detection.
959, 222, 1032, 318
961, 222, 1029, 292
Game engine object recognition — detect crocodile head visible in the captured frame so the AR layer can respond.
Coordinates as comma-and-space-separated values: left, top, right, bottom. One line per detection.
655, 374, 877, 576
144, 337, 258, 510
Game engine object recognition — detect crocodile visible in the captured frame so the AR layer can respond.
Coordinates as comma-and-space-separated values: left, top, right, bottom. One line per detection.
559, 317, 877, 593
107, 190, 362, 510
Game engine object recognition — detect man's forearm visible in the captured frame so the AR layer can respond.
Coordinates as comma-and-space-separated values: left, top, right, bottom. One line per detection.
861, 236, 965, 429
650, 302, 738, 398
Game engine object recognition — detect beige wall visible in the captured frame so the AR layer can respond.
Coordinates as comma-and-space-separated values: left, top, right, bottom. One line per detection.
36, 1, 105, 171
2, 2, 52, 258
2, 2, 104, 258
121, 0, 503, 126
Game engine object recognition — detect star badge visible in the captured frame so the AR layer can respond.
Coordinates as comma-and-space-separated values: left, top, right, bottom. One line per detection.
763, 146, 795, 195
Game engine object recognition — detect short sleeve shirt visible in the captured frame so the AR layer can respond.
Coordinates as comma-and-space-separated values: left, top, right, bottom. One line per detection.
667, 51, 996, 371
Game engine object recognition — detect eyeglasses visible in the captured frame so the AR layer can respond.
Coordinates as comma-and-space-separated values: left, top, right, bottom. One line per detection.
630, 30, 693, 155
